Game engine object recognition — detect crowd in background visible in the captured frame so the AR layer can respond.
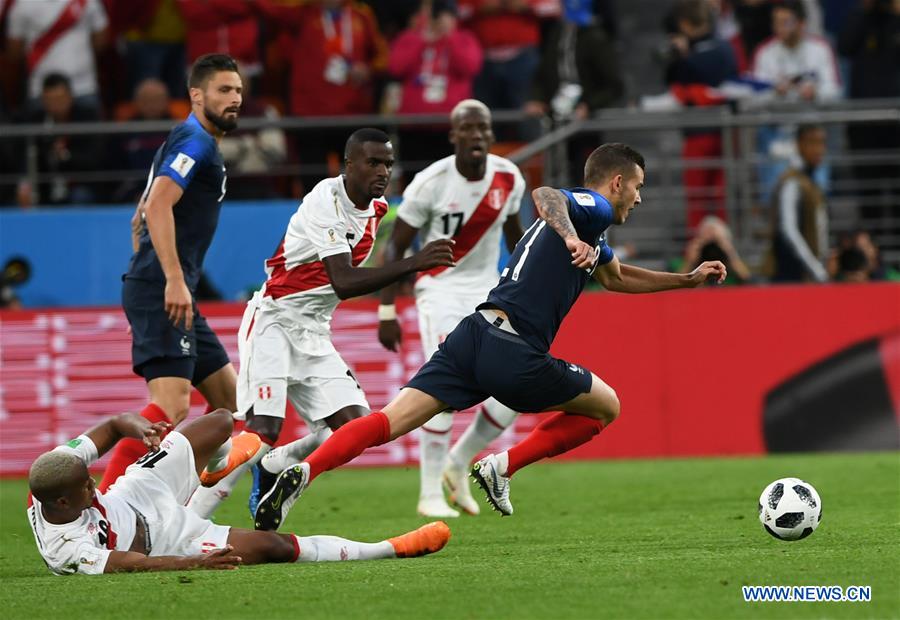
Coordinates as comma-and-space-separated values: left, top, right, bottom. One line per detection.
0, 0, 897, 302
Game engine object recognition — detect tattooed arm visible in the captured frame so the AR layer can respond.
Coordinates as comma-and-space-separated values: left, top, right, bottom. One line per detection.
532, 187, 578, 239
531, 187, 594, 268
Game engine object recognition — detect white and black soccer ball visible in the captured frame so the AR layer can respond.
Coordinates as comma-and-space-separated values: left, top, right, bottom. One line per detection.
758, 478, 822, 541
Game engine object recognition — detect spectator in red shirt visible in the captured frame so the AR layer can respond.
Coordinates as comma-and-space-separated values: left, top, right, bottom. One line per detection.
390, 0, 482, 116
177, 0, 264, 86
389, 0, 482, 176
458, 0, 557, 117
267, 0, 388, 192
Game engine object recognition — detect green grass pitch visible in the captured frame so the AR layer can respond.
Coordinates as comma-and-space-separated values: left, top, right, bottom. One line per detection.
1, 453, 897, 619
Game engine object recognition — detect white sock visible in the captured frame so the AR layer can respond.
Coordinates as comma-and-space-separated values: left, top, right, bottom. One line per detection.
418, 412, 453, 499
292, 535, 394, 562
188, 442, 271, 518
496, 451, 510, 477
205, 437, 233, 473
261, 427, 333, 474
449, 399, 518, 468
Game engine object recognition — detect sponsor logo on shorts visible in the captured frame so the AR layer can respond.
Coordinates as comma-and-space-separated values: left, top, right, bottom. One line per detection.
568, 363, 584, 375
180, 336, 191, 355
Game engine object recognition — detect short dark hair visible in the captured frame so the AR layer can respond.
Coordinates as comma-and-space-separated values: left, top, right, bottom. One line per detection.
796, 123, 824, 141
344, 128, 392, 159
775, 0, 806, 21
584, 143, 645, 186
838, 246, 868, 274
673, 0, 711, 28
42, 73, 72, 93
188, 53, 240, 89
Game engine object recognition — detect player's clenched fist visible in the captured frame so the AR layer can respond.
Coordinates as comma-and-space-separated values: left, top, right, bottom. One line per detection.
413, 239, 456, 271
686, 260, 727, 286
378, 319, 403, 352
565, 235, 595, 269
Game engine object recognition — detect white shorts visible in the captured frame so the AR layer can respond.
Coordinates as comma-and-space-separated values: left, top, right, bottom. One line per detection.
113, 432, 230, 557
236, 302, 369, 426
416, 292, 490, 358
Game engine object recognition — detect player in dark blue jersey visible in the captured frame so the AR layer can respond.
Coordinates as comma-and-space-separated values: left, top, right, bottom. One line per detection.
251, 144, 726, 530
99, 54, 251, 491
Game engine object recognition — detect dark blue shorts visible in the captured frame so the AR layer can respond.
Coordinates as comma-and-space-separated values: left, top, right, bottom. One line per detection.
405, 312, 592, 413
122, 277, 230, 385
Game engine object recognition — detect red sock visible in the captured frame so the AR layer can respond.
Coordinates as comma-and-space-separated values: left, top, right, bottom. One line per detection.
306, 412, 390, 482
506, 413, 604, 477
98, 403, 170, 492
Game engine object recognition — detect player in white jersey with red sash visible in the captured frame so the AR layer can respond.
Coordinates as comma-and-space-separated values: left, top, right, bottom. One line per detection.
187, 129, 455, 521
378, 100, 526, 517
27, 410, 449, 575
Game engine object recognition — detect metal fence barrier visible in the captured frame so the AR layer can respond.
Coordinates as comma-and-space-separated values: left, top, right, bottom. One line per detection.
1, 100, 898, 270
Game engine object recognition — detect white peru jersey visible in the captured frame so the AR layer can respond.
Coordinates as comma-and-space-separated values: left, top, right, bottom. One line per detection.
397, 154, 525, 301
259, 175, 389, 331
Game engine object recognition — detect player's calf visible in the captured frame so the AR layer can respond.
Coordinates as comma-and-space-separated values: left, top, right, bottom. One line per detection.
179, 409, 234, 475
245, 409, 283, 445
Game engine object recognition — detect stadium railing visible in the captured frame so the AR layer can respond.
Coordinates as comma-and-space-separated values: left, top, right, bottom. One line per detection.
1, 101, 898, 268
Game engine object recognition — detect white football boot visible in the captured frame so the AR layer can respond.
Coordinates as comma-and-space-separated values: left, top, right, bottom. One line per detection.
417, 495, 460, 518
442, 460, 480, 515
471, 454, 513, 516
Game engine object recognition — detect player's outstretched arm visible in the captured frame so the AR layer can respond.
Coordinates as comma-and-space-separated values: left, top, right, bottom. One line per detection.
322, 238, 455, 301
143, 176, 194, 329
532, 187, 595, 269
83, 413, 172, 459
377, 217, 420, 351
103, 546, 241, 573
594, 256, 727, 293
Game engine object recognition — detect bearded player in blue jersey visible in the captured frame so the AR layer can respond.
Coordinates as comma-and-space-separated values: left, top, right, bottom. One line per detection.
99, 54, 255, 491
252, 143, 727, 529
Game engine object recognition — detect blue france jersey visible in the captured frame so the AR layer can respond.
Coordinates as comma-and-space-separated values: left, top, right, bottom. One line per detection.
480, 188, 615, 352
125, 114, 226, 291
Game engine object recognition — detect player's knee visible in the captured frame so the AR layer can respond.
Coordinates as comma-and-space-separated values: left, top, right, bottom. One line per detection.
162, 403, 190, 425
153, 392, 191, 425
597, 387, 620, 426
207, 408, 234, 442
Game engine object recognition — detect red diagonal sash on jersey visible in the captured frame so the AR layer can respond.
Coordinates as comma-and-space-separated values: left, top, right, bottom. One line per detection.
264, 200, 388, 300
27, 0, 88, 72
350, 199, 388, 266
90, 497, 118, 550
418, 171, 515, 279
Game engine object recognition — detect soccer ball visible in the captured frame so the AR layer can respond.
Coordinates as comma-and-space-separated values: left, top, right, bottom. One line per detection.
758, 478, 822, 541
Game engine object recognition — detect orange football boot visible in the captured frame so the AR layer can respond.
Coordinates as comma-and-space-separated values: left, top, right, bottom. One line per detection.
200, 432, 262, 487
388, 521, 451, 558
